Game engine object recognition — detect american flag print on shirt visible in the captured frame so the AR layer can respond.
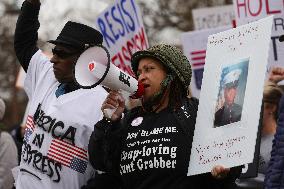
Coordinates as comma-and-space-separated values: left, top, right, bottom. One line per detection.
47, 139, 88, 174
24, 115, 35, 143
190, 49, 206, 89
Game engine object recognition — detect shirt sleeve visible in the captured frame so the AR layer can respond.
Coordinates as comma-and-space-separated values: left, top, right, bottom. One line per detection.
88, 118, 124, 173
24, 50, 52, 100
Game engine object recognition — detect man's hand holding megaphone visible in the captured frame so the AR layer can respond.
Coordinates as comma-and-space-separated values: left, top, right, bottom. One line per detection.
101, 90, 126, 121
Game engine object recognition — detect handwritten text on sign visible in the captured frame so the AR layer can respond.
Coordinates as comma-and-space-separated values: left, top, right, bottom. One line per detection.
188, 16, 273, 176
195, 136, 246, 165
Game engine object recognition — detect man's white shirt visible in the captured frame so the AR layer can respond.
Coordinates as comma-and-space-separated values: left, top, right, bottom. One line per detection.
15, 50, 108, 189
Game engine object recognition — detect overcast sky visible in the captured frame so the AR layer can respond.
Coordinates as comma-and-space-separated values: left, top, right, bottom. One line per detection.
15, 0, 110, 42
13, 0, 181, 45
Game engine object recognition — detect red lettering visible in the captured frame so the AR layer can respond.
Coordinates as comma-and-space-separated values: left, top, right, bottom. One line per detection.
265, 0, 282, 14
111, 54, 120, 67
112, 52, 133, 76
112, 53, 127, 73
116, 53, 128, 72
122, 46, 131, 62
132, 35, 140, 51
237, 0, 247, 18
248, 0, 262, 16
135, 35, 140, 49
138, 27, 148, 50
236, 0, 283, 18
127, 41, 135, 57
110, 27, 149, 77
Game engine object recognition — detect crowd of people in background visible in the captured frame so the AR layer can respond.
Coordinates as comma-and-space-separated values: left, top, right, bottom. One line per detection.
0, 0, 284, 189
0, 98, 18, 189
236, 67, 284, 189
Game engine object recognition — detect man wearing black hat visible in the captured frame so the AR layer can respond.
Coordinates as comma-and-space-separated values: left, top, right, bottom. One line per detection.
13, 0, 108, 189
265, 34, 284, 189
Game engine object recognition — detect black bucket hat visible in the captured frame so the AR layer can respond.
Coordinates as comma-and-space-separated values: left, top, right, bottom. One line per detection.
48, 21, 103, 50
131, 44, 192, 90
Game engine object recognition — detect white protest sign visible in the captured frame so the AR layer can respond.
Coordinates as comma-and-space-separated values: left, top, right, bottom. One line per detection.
181, 26, 231, 98
192, 5, 235, 30
95, 0, 149, 77
187, 16, 273, 176
233, 0, 284, 70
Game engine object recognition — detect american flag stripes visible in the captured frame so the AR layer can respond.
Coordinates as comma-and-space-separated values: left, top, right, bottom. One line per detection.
26, 115, 35, 131
24, 115, 35, 142
190, 50, 206, 89
190, 50, 206, 67
47, 139, 88, 174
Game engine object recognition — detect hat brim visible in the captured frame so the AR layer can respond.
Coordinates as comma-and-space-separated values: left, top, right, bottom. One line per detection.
47, 39, 82, 50
280, 35, 284, 42
224, 81, 238, 89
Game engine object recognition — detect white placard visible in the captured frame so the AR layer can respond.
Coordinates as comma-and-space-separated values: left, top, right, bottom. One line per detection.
181, 26, 231, 98
188, 16, 273, 176
192, 5, 235, 30
233, 0, 284, 71
95, 0, 149, 77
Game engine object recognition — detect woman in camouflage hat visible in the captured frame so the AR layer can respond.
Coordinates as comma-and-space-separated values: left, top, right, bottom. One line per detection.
86, 44, 241, 189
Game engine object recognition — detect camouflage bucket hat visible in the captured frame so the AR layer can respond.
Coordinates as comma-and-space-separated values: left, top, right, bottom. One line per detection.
131, 44, 192, 90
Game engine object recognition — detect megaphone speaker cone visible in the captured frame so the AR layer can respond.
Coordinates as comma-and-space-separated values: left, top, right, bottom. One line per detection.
74, 45, 144, 98
74, 46, 110, 89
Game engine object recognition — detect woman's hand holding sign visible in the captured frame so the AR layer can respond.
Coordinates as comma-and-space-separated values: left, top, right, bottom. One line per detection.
211, 165, 230, 179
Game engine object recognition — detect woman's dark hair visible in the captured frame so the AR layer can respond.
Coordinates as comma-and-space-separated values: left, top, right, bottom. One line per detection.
168, 76, 188, 111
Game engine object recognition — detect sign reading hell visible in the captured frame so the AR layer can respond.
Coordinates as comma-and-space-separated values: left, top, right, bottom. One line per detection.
233, 0, 284, 70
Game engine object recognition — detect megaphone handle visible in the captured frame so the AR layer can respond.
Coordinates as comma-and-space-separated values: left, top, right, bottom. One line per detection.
103, 108, 117, 119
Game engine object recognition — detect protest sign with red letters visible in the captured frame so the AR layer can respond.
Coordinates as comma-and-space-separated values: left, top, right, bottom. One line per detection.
95, 0, 149, 77
233, 0, 284, 70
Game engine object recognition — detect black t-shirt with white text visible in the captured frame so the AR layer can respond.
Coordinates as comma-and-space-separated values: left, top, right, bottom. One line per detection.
120, 107, 194, 189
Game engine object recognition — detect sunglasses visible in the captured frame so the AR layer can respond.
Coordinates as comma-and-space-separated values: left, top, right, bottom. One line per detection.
52, 48, 81, 59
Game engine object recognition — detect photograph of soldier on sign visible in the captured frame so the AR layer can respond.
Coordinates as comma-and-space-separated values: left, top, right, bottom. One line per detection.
214, 59, 249, 128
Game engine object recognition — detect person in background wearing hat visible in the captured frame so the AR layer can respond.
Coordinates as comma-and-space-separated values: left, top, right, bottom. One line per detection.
214, 69, 243, 127
264, 34, 284, 189
0, 98, 18, 189
13, 0, 108, 189
86, 44, 242, 189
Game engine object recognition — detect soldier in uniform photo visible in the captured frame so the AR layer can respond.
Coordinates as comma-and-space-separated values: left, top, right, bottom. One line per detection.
214, 69, 243, 127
